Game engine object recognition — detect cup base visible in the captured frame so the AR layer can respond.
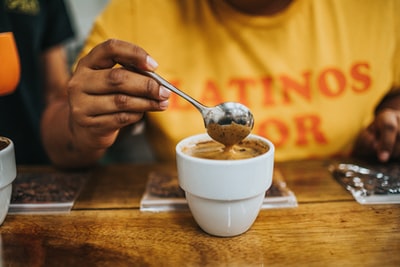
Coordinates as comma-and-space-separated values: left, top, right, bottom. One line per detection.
0, 184, 12, 225
186, 192, 265, 237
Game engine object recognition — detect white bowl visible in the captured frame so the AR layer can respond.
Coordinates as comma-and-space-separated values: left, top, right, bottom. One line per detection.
0, 137, 16, 225
176, 133, 274, 237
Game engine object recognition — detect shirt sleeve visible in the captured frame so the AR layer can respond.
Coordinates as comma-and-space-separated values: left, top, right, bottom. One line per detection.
41, 0, 75, 51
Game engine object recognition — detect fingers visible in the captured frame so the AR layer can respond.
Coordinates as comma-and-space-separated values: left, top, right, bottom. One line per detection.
70, 66, 169, 103
68, 69, 170, 132
352, 126, 377, 160
353, 109, 400, 162
67, 39, 171, 150
77, 39, 158, 71
374, 109, 400, 162
71, 89, 169, 118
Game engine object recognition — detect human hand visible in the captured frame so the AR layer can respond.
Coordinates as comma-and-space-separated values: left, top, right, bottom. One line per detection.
352, 108, 400, 162
67, 39, 170, 151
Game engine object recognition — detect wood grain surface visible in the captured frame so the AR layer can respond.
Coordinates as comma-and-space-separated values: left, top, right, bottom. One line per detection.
1, 160, 399, 266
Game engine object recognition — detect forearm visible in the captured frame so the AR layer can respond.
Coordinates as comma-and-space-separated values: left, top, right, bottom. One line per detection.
41, 100, 106, 169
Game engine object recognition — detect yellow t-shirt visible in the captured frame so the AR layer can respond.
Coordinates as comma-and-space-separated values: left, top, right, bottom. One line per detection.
79, 0, 400, 162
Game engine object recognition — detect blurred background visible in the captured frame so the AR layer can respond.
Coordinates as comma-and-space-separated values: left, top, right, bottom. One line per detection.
65, 0, 109, 66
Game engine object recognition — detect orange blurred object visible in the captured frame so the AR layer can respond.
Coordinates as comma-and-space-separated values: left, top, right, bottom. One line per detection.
0, 32, 20, 96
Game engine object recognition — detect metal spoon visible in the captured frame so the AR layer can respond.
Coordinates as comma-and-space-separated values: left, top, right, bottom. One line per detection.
130, 66, 254, 146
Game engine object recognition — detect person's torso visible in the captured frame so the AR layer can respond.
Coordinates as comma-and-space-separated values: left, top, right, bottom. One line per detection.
87, 0, 399, 162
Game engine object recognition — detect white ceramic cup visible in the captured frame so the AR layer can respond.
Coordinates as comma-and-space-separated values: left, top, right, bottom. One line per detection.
176, 133, 275, 237
0, 137, 16, 225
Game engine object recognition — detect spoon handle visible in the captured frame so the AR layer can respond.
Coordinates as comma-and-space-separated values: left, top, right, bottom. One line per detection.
128, 65, 206, 112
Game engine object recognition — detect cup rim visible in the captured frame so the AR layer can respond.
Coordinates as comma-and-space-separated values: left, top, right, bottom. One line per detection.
176, 133, 275, 200
176, 133, 274, 163
0, 136, 16, 189
0, 136, 12, 155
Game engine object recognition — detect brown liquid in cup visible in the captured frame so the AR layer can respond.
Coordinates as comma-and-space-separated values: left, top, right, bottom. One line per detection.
0, 138, 10, 151
182, 139, 269, 160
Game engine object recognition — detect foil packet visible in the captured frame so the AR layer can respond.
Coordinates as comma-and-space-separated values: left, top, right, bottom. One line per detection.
330, 162, 400, 204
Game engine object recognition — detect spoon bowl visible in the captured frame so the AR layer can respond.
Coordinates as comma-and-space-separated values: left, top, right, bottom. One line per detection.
203, 102, 254, 147
129, 66, 254, 146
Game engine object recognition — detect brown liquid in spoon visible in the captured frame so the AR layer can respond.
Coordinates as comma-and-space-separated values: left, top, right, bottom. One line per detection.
206, 122, 252, 150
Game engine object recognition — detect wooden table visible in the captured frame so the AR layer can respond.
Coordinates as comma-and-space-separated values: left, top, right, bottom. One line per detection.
1, 159, 399, 266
